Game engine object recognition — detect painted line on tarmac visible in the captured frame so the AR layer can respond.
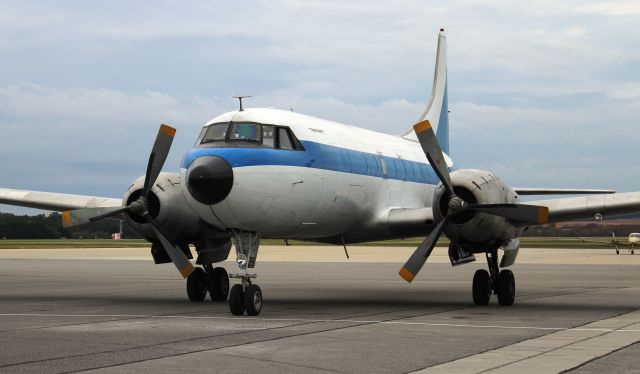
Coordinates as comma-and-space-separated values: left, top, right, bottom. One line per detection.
412, 309, 640, 374
2, 313, 640, 333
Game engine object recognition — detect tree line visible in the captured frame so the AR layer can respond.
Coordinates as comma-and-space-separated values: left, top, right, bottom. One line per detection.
0, 211, 637, 240
523, 223, 638, 237
0, 212, 139, 239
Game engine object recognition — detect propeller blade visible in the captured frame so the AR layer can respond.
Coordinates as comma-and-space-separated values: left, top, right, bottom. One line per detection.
61, 206, 127, 228
399, 217, 448, 282
413, 119, 453, 195
611, 232, 620, 250
468, 203, 549, 224
147, 216, 194, 278
144, 124, 176, 197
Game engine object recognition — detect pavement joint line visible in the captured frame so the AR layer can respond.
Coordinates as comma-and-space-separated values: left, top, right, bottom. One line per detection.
5, 306, 458, 372
412, 309, 640, 374
3, 313, 640, 333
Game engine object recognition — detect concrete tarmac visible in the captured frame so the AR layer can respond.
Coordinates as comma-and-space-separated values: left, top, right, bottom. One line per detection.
0, 246, 639, 373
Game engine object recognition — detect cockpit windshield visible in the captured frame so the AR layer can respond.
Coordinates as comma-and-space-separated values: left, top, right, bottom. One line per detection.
196, 122, 303, 150
229, 122, 260, 142
201, 123, 228, 143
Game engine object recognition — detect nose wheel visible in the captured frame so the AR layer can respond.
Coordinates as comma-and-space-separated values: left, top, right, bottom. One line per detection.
229, 283, 262, 316
472, 251, 516, 306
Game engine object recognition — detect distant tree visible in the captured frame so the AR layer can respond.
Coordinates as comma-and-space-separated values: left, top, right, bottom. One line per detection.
0, 211, 139, 239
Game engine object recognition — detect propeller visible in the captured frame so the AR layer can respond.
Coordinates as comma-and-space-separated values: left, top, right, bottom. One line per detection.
611, 232, 621, 252
62, 124, 194, 278
399, 119, 549, 282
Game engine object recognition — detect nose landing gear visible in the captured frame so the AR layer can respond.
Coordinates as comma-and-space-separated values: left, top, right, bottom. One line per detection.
472, 250, 516, 306
228, 230, 263, 316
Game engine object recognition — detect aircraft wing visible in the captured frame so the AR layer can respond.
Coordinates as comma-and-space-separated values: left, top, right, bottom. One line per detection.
0, 188, 122, 212
526, 192, 640, 225
514, 188, 615, 195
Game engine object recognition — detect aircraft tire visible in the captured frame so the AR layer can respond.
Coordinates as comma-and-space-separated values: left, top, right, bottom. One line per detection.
229, 284, 245, 315
186, 267, 207, 302
244, 284, 263, 316
208, 267, 230, 302
472, 269, 491, 306
496, 269, 515, 306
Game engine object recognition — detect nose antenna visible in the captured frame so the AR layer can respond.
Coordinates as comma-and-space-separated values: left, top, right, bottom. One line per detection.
232, 95, 254, 111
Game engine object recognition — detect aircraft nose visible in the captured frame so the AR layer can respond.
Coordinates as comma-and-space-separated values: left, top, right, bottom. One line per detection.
186, 156, 233, 205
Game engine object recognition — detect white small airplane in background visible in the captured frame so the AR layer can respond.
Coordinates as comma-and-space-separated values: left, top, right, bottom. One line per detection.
2, 29, 640, 316
582, 232, 639, 255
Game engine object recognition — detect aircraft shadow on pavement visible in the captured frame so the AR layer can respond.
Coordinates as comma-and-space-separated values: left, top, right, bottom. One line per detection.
1, 289, 636, 314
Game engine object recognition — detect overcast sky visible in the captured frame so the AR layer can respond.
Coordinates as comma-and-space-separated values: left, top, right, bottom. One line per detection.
1, 0, 639, 215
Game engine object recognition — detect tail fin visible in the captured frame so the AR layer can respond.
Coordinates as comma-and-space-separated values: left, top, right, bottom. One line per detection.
403, 29, 449, 155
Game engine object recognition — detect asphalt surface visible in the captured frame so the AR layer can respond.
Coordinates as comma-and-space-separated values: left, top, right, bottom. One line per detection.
0, 249, 639, 373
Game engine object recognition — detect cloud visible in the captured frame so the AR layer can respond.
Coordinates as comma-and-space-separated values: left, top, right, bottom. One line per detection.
576, 1, 640, 16
1, 0, 640, 216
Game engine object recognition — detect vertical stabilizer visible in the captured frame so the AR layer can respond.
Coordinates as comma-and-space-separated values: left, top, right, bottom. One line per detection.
403, 29, 449, 155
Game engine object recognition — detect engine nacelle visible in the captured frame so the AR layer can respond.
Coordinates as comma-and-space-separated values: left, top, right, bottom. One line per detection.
433, 169, 521, 252
122, 172, 205, 242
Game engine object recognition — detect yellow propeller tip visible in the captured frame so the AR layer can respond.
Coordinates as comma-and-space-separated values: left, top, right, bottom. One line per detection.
61, 211, 72, 227
538, 207, 549, 224
399, 267, 416, 283
179, 263, 195, 278
413, 120, 432, 134
160, 124, 176, 137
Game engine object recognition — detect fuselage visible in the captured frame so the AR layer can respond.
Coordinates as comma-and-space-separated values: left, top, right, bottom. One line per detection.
629, 233, 640, 244
180, 108, 445, 242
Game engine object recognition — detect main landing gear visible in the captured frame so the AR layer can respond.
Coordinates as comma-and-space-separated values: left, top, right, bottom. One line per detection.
228, 230, 263, 316
186, 265, 230, 302
472, 250, 515, 306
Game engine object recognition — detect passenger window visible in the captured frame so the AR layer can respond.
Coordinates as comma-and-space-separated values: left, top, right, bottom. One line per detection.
263, 125, 275, 148
379, 156, 388, 178
230, 122, 260, 142
412, 163, 420, 181
277, 128, 294, 150
397, 159, 406, 179
367, 155, 377, 175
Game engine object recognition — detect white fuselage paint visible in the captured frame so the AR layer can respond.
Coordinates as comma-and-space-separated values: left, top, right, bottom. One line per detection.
180, 108, 443, 241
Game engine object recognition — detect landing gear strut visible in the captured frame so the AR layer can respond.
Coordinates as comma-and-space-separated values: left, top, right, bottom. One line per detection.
228, 230, 263, 316
186, 265, 229, 302
472, 250, 515, 306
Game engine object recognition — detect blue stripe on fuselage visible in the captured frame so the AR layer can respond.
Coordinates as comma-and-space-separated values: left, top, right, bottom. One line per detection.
181, 141, 443, 185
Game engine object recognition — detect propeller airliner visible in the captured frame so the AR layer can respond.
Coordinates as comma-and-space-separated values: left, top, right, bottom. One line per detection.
582, 232, 639, 255
2, 29, 640, 315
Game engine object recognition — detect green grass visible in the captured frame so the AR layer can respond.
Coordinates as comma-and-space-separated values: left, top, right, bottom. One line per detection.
0, 239, 149, 249
0, 237, 616, 249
